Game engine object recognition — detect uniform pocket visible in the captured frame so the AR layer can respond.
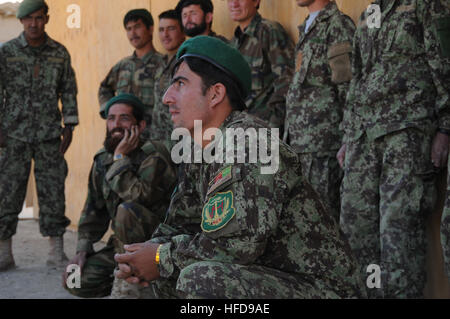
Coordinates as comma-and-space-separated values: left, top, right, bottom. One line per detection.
327, 42, 352, 84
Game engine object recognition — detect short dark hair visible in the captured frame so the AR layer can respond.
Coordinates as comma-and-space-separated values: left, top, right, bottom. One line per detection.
42, 3, 49, 15
174, 56, 245, 111
158, 9, 183, 30
175, 0, 214, 16
124, 9, 154, 29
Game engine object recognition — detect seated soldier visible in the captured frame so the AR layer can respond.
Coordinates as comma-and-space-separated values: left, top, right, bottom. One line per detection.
114, 37, 367, 299
63, 93, 177, 298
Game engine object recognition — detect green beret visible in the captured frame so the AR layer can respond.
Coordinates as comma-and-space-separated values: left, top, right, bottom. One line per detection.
104, 93, 146, 120
124, 9, 154, 28
176, 36, 252, 103
17, 0, 48, 19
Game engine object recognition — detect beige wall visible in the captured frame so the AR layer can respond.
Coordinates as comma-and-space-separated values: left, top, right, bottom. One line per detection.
0, 16, 22, 43
43, 0, 450, 297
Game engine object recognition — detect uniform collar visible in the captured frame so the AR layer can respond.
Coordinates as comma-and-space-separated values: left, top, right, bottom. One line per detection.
18, 32, 56, 49
234, 12, 262, 39
132, 49, 156, 63
298, 1, 339, 34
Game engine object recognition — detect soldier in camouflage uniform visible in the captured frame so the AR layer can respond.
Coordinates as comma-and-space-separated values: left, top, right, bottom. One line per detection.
285, 0, 355, 221
175, 0, 228, 42
114, 36, 366, 299
98, 9, 163, 139
338, 0, 450, 298
0, 0, 78, 270
151, 10, 185, 146
227, 0, 295, 131
63, 94, 177, 298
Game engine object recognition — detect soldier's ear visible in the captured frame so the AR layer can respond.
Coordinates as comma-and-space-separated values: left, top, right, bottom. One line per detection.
208, 83, 226, 110
45, 15, 50, 24
205, 12, 213, 25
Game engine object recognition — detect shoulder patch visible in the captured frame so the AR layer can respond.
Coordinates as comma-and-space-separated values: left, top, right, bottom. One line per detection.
201, 191, 236, 233
207, 166, 233, 196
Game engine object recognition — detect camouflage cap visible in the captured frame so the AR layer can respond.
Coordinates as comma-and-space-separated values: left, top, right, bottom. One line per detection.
176, 35, 252, 102
104, 93, 146, 119
16, 0, 48, 19
124, 8, 154, 28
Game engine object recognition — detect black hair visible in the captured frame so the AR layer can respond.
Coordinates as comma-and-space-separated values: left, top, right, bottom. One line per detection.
158, 9, 183, 30
175, 0, 214, 15
124, 10, 154, 29
174, 56, 245, 111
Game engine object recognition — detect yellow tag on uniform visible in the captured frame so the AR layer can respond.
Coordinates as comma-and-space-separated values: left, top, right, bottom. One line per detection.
201, 191, 236, 233
296, 51, 303, 73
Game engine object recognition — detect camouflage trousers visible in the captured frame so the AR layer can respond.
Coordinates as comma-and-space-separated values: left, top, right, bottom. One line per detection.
0, 138, 70, 240
65, 202, 161, 298
441, 153, 450, 280
298, 152, 343, 222
148, 261, 361, 299
340, 129, 436, 298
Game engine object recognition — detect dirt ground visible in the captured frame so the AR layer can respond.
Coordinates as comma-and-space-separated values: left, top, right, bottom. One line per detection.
0, 219, 103, 299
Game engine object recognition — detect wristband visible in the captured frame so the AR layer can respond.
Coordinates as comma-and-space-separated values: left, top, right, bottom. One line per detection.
155, 244, 162, 264
113, 153, 125, 161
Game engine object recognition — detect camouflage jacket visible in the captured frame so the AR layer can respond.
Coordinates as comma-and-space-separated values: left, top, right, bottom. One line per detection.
230, 13, 295, 129
285, 1, 355, 153
76, 140, 177, 254
208, 30, 229, 43
342, 0, 450, 143
98, 50, 164, 126
0, 32, 78, 143
150, 111, 364, 297
151, 54, 177, 144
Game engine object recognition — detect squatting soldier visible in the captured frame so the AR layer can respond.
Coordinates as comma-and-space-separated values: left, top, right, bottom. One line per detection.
175, 0, 228, 42
114, 36, 366, 299
338, 0, 450, 298
228, 0, 295, 131
151, 10, 186, 145
285, 0, 355, 220
98, 9, 163, 139
63, 94, 177, 298
0, 0, 78, 270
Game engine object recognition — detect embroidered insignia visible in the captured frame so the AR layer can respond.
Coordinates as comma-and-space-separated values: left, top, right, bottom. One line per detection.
295, 51, 303, 73
396, 4, 415, 13
201, 191, 236, 233
207, 166, 232, 195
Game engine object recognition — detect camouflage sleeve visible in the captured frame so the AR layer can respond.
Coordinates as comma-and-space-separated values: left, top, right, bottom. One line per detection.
266, 25, 295, 128
157, 162, 284, 279
327, 16, 356, 106
77, 161, 111, 254
98, 64, 119, 118
0, 49, 4, 124
105, 153, 170, 206
341, 15, 364, 144
418, 0, 450, 130
59, 51, 79, 126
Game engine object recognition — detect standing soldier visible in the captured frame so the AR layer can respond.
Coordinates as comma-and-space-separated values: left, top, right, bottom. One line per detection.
285, 0, 355, 220
0, 0, 78, 270
98, 9, 163, 139
338, 0, 450, 298
175, 0, 228, 42
113, 36, 366, 299
63, 94, 177, 298
151, 10, 186, 145
227, 0, 295, 131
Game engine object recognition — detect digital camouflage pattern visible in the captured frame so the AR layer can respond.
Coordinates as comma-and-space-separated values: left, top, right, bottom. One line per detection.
340, 0, 450, 298
76, 140, 177, 255
66, 140, 177, 298
285, 1, 355, 153
98, 50, 164, 131
442, 152, 450, 279
151, 55, 177, 145
0, 138, 70, 240
230, 13, 294, 130
148, 111, 366, 299
341, 0, 450, 144
285, 1, 355, 220
0, 33, 78, 143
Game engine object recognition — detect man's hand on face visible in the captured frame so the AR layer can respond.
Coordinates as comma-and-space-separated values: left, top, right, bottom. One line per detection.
114, 125, 140, 157
114, 241, 161, 287
62, 251, 87, 288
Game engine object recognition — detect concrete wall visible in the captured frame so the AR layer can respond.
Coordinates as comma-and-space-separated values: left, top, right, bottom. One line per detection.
43, 0, 450, 297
